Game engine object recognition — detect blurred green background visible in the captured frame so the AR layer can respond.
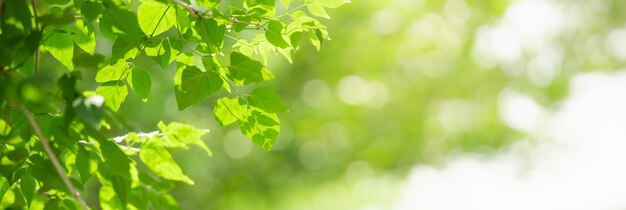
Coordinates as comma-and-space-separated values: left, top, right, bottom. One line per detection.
62, 0, 626, 209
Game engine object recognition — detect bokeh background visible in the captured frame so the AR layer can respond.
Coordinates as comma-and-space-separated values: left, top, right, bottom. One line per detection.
72, 0, 626, 209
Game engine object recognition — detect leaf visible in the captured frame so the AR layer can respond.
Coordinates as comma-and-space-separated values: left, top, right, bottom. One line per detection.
174, 65, 223, 110
96, 81, 128, 112
227, 52, 274, 86
265, 21, 289, 48
76, 146, 97, 184
128, 68, 152, 102
45, 0, 70, 5
20, 173, 36, 205
99, 185, 123, 210
213, 97, 247, 126
0, 176, 9, 201
318, 0, 350, 8
307, 2, 330, 19
194, 18, 226, 53
111, 175, 130, 206
95, 61, 129, 82
100, 140, 132, 178
80, 1, 103, 22
290, 31, 303, 49
42, 29, 74, 71
157, 121, 209, 146
100, 7, 144, 40
71, 20, 96, 55
73, 95, 105, 128
280, 0, 292, 8
138, 1, 176, 36
248, 87, 289, 113
239, 108, 280, 151
139, 140, 194, 185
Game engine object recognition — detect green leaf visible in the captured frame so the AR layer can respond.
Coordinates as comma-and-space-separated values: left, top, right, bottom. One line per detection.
80, 1, 103, 22
290, 31, 303, 49
100, 7, 144, 40
100, 140, 132, 178
45, 0, 70, 5
0, 176, 9, 201
76, 146, 97, 184
213, 97, 248, 126
111, 175, 130, 206
280, 0, 292, 8
96, 61, 129, 82
138, 1, 176, 36
71, 20, 96, 55
128, 68, 151, 102
194, 19, 226, 52
96, 81, 128, 112
227, 52, 274, 86
174, 65, 223, 110
307, 2, 330, 19
42, 29, 74, 71
20, 173, 36, 205
157, 121, 209, 146
139, 140, 194, 185
248, 87, 288, 113
318, 0, 350, 8
240, 108, 280, 151
265, 21, 289, 48
99, 185, 123, 210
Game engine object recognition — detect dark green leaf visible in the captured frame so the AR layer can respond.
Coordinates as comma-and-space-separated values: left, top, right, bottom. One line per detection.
194, 19, 225, 52
80, 1, 103, 22
265, 21, 289, 48
174, 65, 223, 110
100, 140, 132, 178
20, 173, 36, 205
0, 176, 9, 201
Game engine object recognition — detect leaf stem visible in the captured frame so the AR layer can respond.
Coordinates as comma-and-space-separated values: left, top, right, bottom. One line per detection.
17, 104, 89, 210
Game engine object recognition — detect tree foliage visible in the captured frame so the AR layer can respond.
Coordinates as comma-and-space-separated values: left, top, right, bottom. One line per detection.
0, 0, 347, 208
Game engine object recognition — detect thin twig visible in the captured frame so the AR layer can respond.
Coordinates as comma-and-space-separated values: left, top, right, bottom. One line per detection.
17, 104, 89, 210
170, 0, 203, 18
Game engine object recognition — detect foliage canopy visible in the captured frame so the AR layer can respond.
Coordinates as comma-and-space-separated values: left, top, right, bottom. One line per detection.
0, 0, 346, 208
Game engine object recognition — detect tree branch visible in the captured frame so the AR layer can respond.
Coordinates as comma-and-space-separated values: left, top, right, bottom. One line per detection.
170, 0, 203, 18
17, 104, 89, 210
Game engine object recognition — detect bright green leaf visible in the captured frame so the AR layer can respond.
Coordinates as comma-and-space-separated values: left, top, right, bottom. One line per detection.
239, 108, 280, 151
128, 68, 151, 102
71, 20, 96, 55
318, 0, 350, 8
42, 29, 74, 71
307, 2, 330, 19
99, 185, 123, 210
96, 81, 128, 112
213, 97, 248, 126
96, 61, 129, 82
157, 121, 209, 146
138, 1, 176, 36
139, 140, 194, 185
0, 176, 9, 201
248, 87, 289, 113
227, 52, 274, 86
